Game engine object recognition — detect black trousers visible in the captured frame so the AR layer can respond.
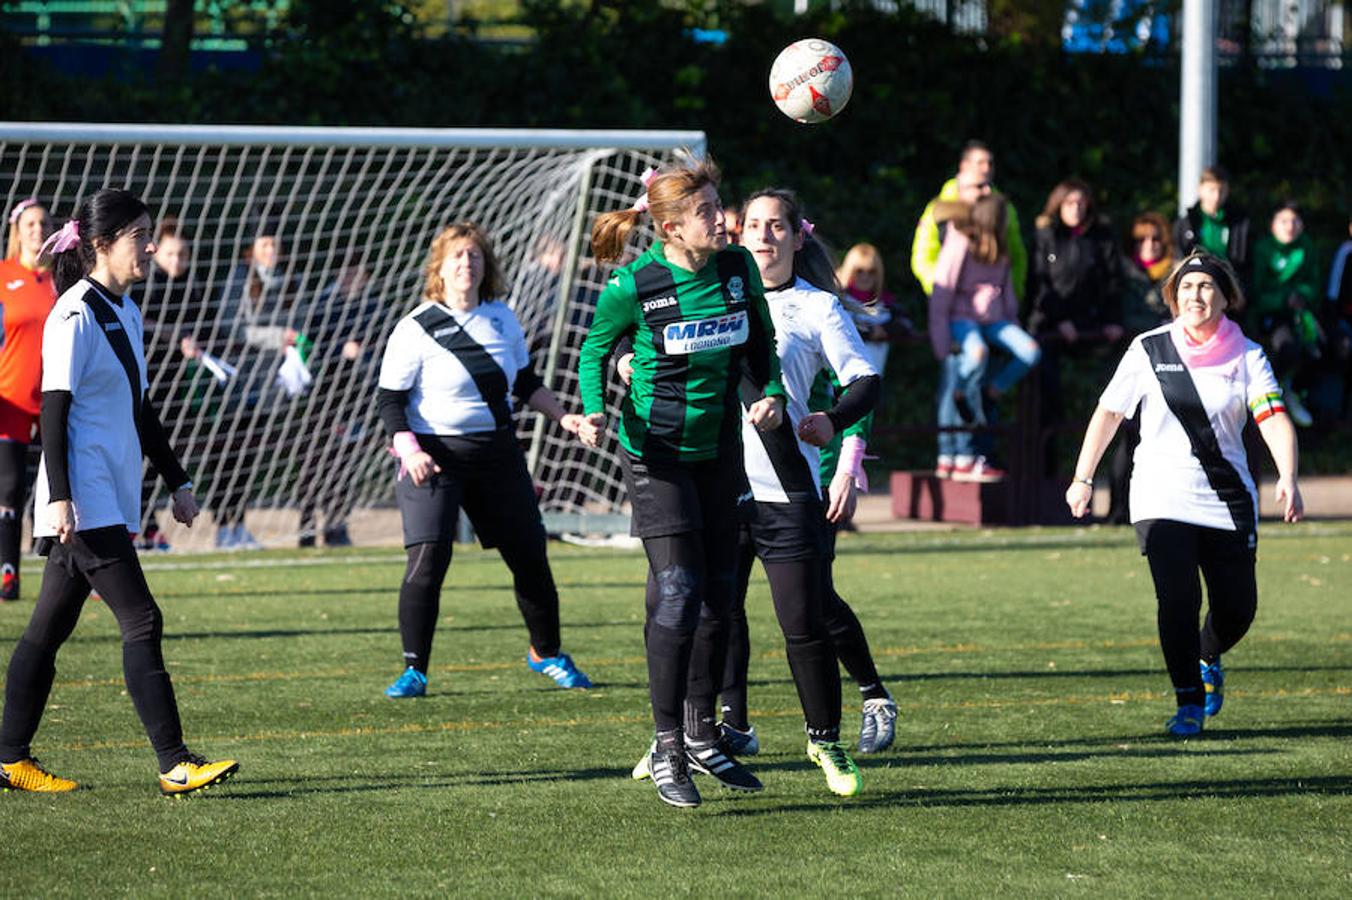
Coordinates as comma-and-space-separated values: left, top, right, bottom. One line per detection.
1136, 519, 1258, 708
0, 526, 189, 770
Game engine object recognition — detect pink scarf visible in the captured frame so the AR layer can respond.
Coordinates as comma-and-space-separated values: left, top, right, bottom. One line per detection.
1169, 315, 1245, 369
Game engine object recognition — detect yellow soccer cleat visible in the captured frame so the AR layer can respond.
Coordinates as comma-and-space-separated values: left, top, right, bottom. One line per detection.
159, 755, 240, 796
1, 757, 78, 793
807, 739, 863, 798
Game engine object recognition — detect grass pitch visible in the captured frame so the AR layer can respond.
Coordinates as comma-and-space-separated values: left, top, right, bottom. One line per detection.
1, 524, 1349, 897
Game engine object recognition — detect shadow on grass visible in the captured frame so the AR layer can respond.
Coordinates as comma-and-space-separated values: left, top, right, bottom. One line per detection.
60, 620, 638, 644
153, 580, 646, 600
710, 774, 1352, 817
885, 663, 1352, 683
200, 766, 632, 800
896, 721, 1352, 754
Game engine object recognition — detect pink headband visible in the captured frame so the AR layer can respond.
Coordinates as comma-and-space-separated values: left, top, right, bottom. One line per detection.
8, 198, 39, 226
629, 167, 660, 213
37, 220, 80, 259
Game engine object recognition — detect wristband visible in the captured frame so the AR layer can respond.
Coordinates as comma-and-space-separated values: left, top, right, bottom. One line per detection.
1072, 477, 1094, 488
840, 435, 869, 492
174, 481, 194, 493
392, 431, 422, 461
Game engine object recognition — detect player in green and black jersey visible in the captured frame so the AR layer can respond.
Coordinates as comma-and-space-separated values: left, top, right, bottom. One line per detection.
577, 158, 785, 809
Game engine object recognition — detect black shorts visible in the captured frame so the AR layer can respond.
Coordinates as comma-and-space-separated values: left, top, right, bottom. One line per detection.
35, 525, 138, 576
746, 497, 829, 563
396, 431, 544, 549
620, 451, 750, 539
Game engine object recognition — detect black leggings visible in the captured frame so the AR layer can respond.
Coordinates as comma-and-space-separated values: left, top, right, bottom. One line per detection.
642, 526, 740, 738
706, 536, 841, 740
1137, 519, 1258, 708
397, 531, 563, 673
718, 524, 882, 734
0, 439, 30, 581
0, 527, 189, 770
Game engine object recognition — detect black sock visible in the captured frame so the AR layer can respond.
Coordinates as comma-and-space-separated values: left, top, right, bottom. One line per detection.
123, 639, 188, 771
0, 511, 20, 580
858, 681, 890, 702
0, 638, 56, 763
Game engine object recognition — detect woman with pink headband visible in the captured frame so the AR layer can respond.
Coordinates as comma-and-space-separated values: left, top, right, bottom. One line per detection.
1066, 252, 1302, 737
0, 198, 55, 601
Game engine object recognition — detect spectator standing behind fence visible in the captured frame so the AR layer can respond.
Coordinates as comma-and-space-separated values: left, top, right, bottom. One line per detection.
928, 194, 1040, 482
1249, 202, 1321, 427
1107, 212, 1177, 523
1174, 166, 1251, 281
203, 216, 305, 549
912, 141, 1027, 477
134, 219, 205, 551
837, 243, 908, 379
0, 198, 54, 600
1028, 178, 1124, 474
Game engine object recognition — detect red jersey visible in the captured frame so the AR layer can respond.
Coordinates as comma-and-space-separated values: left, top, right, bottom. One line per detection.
0, 258, 57, 415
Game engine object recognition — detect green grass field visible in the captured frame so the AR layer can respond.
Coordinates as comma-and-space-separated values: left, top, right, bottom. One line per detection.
2, 524, 1349, 897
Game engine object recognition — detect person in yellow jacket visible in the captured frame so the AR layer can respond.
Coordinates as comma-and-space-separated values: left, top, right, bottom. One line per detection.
911, 141, 1027, 296
910, 141, 1029, 475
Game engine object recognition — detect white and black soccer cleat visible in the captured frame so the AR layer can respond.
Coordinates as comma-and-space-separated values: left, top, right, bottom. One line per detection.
645, 733, 700, 808
684, 739, 763, 792
858, 691, 898, 754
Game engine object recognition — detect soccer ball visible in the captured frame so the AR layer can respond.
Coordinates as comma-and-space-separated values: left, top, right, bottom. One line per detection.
769, 38, 853, 124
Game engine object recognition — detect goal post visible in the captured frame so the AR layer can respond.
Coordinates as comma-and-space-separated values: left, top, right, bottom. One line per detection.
0, 122, 705, 549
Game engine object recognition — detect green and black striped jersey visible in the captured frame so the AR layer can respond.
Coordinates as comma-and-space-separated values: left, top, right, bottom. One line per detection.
578, 242, 785, 462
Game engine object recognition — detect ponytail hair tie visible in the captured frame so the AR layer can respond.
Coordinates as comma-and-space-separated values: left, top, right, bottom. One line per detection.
8, 197, 38, 226
629, 167, 661, 214
37, 219, 80, 259
800, 218, 815, 236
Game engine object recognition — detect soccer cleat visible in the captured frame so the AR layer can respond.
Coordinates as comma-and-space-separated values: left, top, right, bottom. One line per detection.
0, 565, 18, 601
159, 754, 239, 796
646, 735, 700, 808
807, 739, 863, 797
527, 649, 592, 689
384, 666, 427, 698
858, 692, 898, 754
685, 739, 763, 792
718, 721, 760, 757
1, 757, 78, 792
1201, 658, 1225, 717
1165, 704, 1205, 737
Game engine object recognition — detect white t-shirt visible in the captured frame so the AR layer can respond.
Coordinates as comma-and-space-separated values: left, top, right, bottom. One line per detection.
1099, 323, 1280, 531
378, 300, 530, 435
742, 279, 877, 503
34, 280, 148, 535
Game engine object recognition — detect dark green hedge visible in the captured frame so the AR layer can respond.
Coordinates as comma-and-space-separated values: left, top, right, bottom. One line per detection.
4, 0, 1349, 470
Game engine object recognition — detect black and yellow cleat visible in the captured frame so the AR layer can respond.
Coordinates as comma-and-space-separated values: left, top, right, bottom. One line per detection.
159, 755, 239, 796
1, 757, 78, 792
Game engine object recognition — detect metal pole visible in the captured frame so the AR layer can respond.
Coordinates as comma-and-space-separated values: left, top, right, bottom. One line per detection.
1178, 0, 1219, 215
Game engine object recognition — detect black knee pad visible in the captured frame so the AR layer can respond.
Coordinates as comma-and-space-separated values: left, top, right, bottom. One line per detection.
651, 564, 702, 632
404, 542, 452, 594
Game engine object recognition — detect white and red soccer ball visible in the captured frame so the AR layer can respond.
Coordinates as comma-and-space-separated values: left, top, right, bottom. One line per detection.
769, 38, 853, 124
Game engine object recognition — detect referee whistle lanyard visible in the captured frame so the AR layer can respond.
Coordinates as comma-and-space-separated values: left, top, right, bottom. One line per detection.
1169, 315, 1244, 370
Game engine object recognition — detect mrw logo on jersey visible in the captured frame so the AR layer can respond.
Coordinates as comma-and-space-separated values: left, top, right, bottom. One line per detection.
663, 311, 748, 354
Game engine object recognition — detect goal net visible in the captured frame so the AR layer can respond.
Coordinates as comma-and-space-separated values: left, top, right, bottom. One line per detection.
0, 123, 704, 549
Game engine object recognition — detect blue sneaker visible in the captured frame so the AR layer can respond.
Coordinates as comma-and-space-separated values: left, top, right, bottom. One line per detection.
1200, 658, 1224, 717
527, 650, 592, 689
384, 667, 427, 698
1166, 704, 1205, 737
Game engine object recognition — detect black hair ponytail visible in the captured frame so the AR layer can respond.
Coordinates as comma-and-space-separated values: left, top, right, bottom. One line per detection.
50, 189, 149, 295
740, 187, 840, 295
